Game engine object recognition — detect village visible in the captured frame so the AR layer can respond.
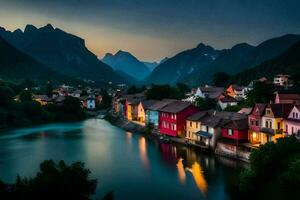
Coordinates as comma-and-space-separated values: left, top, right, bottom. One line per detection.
112, 74, 300, 161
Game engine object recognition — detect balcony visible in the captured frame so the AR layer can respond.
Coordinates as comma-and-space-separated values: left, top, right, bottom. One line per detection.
260, 127, 283, 135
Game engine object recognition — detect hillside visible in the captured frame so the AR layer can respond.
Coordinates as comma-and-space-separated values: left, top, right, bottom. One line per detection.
102, 50, 150, 80
231, 41, 300, 85
0, 24, 124, 85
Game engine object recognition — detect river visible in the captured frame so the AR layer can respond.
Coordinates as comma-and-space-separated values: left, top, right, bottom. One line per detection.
0, 119, 244, 200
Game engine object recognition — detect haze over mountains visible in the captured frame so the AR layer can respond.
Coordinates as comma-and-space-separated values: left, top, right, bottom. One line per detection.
0, 23, 299, 87
0, 24, 124, 85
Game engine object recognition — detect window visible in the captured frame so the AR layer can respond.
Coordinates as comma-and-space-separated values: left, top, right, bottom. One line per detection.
277, 122, 281, 129
196, 122, 199, 129
292, 127, 294, 134
293, 112, 295, 118
190, 121, 192, 127
296, 113, 299, 119
266, 109, 271, 115
228, 129, 233, 136
255, 121, 259, 126
286, 125, 288, 132
265, 121, 268, 127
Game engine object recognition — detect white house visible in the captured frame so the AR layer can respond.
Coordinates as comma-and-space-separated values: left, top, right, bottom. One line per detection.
218, 96, 238, 110
87, 95, 96, 110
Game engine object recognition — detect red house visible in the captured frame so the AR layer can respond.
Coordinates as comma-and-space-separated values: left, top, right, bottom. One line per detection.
221, 118, 249, 143
158, 101, 199, 137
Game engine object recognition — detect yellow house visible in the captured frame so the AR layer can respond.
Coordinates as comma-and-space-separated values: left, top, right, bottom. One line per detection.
260, 104, 293, 143
186, 111, 209, 144
124, 93, 146, 121
137, 100, 158, 124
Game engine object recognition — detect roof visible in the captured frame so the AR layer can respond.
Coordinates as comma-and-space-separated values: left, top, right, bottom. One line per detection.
277, 93, 300, 100
124, 93, 146, 105
267, 104, 293, 118
222, 118, 249, 130
187, 111, 209, 121
141, 100, 159, 110
196, 131, 212, 138
238, 108, 252, 115
214, 111, 247, 120
158, 100, 193, 113
249, 104, 267, 116
147, 99, 176, 111
33, 95, 52, 102
231, 84, 246, 91
219, 95, 238, 103
54, 96, 65, 103
200, 116, 223, 127
200, 86, 224, 93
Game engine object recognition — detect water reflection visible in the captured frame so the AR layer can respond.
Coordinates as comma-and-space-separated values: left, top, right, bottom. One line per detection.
187, 162, 208, 196
176, 158, 186, 184
138, 137, 149, 168
126, 132, 132, 144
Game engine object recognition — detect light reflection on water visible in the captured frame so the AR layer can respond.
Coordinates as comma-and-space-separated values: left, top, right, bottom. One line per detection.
0, 119, 244, 200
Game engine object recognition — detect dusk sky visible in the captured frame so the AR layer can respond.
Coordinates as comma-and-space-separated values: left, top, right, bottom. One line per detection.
0, 0, 299, 61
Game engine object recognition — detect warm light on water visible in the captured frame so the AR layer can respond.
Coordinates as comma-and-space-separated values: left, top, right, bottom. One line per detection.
0, 119, 244, 200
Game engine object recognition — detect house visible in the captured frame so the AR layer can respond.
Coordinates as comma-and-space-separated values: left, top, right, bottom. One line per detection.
137, 100, 158, 124
273, 74, 291, 87
284, 105, 300, 136
260, 104, 293, 143
145, 99, 176, 128
158, 101, 199, 137
69, 90, 82, 98
274, 93, 300, 104
87, 95, 96, 110
226, 84, 247, 100
184, 86, 224, 102
238, 108, 252, 115
124, 93, 146, 121
248, 104, 268, 146
218, 95, 238, 110
33, 95, 52, 106
185, 111, 210, 146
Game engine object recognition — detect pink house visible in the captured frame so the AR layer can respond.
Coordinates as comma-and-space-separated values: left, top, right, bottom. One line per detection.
221, 118, 249, 142
158, 101, 199, 137
284, 105, 300, 136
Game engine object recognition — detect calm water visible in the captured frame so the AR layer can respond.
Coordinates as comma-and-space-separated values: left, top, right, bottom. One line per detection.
0, 119, 243, 200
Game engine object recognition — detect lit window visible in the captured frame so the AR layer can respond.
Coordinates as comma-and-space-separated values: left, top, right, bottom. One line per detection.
228, 129, 233, 136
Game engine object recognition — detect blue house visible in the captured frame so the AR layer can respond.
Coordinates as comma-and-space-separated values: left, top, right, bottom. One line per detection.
146, 99, 176, 128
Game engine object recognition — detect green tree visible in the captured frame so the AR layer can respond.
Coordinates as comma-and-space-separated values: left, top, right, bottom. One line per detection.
19, 90, 32, 103
45, 81, 53, 98
245, 82, 274, 106
194, 97, 216, 110
213, 72, 231, 87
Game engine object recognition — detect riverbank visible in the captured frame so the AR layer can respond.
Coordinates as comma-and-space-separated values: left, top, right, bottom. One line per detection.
105, 113, 250, 162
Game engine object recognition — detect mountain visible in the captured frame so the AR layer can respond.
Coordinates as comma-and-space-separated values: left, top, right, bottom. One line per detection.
147, 34, 300, 86
0, 24, 124, 85
102, 50, 150, 80
146, 43, 219, 84
0, 36, 77, 84
142, 61, 158, 72
231, 41, 300, 85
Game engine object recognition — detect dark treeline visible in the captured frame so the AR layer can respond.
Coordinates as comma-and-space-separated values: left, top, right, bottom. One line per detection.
0, 160, 113, 200
0, 80, 85, 129
227, 137, 300, 200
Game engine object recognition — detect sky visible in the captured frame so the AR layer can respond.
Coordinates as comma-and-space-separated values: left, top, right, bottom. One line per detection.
0, 0, 299, 62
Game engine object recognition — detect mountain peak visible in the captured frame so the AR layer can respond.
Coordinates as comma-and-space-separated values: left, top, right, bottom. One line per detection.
24, 24, 38, 33
40, 24, 55, 31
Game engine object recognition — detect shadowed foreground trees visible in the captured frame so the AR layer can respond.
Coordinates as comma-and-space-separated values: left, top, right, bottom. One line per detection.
228, 137, 300, 200
0, 160, 113, 200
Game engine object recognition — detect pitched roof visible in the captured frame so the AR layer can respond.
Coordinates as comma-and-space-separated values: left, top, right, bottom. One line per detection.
200, 116, 223, 127
219, 95, 238, 103
250, 104, 267, 116
124, 93, 146, 105
158, 100, 193, 113
147, 99, 176, 111
187, 111, 209, 121
222, 118, 249, 130
141, 100, 159, 110
268, 104, 293, 118
200, 86, 224, 93
277, 93, 300, 100
238, 108, 252, 115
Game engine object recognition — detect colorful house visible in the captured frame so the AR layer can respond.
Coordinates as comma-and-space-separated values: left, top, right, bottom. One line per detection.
284, 105, 300, 136
274, 93, 300, 104
218, 95, 238, 110
186, 111, 210, 146
226, 84, 247, 100
260, 104, 293, 143
145, 99, 175, 128
137, 100, 158, 124
124, 93, 145, 121
159, 101, 199, 137
248, 104, 268, 146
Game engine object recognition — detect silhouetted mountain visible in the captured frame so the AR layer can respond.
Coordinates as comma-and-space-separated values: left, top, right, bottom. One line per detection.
0, 24, 124, 85
102, 50, 150, 80
231, 41, 300, 85
147, 43, 219, 84
147, 34, 300, 86
142, 61, 158, 71
0, 36, 77, 84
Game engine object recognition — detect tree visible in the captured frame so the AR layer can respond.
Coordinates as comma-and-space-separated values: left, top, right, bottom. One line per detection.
0, 86, 15, 107
99, 90, 112, 109
194, 97, 216, 110
45, 81, 53, 98
230, 137, 300, 200
19, 90, 32, 103
213, 72, 231, 87
245, 82, 274, 106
